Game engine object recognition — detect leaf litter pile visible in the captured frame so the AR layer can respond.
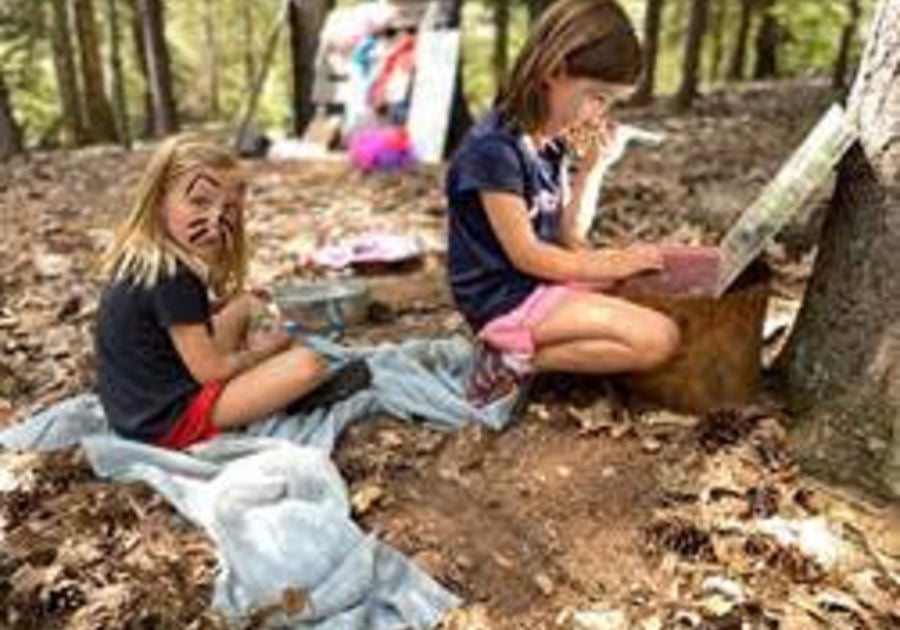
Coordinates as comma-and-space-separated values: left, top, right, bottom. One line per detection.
1, 81, 898, 629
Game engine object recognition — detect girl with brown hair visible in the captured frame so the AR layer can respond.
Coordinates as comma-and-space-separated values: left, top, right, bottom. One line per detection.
446, 0, 680, 407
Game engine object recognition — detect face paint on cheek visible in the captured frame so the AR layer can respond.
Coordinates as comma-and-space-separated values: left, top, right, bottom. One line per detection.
186, 215, 212, 244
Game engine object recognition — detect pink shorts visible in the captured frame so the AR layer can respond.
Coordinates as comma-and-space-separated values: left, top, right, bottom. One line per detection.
479, 285, 579, 362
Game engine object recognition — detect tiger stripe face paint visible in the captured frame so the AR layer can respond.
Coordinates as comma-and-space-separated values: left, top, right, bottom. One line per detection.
163, 168, 245, 261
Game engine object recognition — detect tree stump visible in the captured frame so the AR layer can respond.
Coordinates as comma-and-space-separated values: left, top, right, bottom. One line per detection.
614, 246, 771, 413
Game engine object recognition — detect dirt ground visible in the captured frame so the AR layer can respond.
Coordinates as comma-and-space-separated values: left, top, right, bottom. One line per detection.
1, 80, 899, 629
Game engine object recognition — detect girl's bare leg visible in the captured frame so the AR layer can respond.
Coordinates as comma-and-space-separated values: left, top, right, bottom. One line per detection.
531, 291, 680, 374
211, 346, 328, 429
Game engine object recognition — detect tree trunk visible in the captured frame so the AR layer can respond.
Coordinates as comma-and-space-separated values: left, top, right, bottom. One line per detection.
128, 0, 153, 137
709, 0, 727, 82
0, 70, 24, 160
674, 0, 709, 111
138, 0, 178, 135
833, 0, 862, 92
71, 0, 118, 142
528, 0, 552, 24
779, 0, 900, 499
235, 3, 287, 150
631, 0, 665, 105
728, 0, 755, 81
288, 0, 333, 137
446, 0, 473, 155
243, 0, 255, 95
753, 0, 780, 79
492, 0, 510, 93
105, 0, 130, 147
203, 0, 221, 118
48, 0, 88, 145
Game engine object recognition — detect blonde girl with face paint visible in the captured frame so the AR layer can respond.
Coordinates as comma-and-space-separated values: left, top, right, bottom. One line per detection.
95, 135, 328, 448
445, 0, 680, 407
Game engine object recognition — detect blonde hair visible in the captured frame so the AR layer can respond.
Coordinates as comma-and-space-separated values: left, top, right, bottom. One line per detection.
498, 0, 641, 132
101, 134, 248, 297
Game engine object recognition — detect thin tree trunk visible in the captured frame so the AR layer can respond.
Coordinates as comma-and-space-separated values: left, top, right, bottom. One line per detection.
728, 0, 755, 81
128, 0, 153, 137
674, 0, 709, 111
105, 0, 130, 147
779, 0, 900, 499
753, 0, 780, 79
632, 0, 665, 105
833, 0, 862, 92
709, 0, 727, 82
203, 0, 220, 118
71, 0, 118, 142
492, 0, 511, 93
288, 0, 333, 137
48, 0, 87, 145
235, 3, 286, 150
138, 0, 178, 135
0, 70, 24, 159
528, 0, 552, 24
243, 0, 255, 95
446, 0, 473, 156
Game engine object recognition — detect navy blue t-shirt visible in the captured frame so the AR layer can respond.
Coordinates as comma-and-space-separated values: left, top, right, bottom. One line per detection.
446, 109, 569, 332
95, 264, 211, 442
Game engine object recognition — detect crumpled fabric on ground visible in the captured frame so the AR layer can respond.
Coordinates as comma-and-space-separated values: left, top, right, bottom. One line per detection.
0, 336, 519, 629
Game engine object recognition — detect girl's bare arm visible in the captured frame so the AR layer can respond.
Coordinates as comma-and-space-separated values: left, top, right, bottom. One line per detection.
481, 191, 662, 284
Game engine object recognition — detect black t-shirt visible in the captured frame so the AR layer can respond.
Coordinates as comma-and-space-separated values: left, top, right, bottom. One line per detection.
445, 108, 569, 332
95, 264, 211, 442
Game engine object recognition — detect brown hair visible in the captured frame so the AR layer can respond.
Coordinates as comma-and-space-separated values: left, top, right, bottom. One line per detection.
101, 134, 248, 297
498, 0, 641, 132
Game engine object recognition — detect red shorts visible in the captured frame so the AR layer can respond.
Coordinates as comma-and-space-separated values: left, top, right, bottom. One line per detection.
155, 382, 224, 450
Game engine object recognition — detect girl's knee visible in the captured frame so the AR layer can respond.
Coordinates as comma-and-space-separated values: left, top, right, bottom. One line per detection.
637, 317, 680, 370
283, 346, 328, 381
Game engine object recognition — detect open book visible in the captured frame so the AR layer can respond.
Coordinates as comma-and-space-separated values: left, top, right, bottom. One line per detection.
714, 104, 859, 295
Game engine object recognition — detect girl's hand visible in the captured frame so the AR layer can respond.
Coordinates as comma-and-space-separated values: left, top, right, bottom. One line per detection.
585, 245, 664, 281
623, 243, 665, 274
566, 97, 616, 167
247, 327, 292, 357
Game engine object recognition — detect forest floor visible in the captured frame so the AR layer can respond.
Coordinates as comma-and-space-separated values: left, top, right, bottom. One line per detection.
1, 80, 899, 629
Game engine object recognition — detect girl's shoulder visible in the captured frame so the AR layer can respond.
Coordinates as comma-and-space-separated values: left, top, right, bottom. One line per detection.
452, 110, 526, 168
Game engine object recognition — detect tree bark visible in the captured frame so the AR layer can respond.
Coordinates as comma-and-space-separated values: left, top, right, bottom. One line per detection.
48, 0, 88, 145
288, 0, 333, 137
446, 0, 473, 156
243, 0, 255, 96
709, 0, 727, 82
728, 0, 755, 81
128, 0, 153, 137
674, 0, 709, 111
71, 0, 118, 142
753, 0, 780, 80
779, 0, 900, 499
631, 0, 665, 105
138, 0, 178, 135
203, 0, 221, 118
527, 0, 552, 24
105, 0, 130, 147
0, 70, 23, 159
833, 0, 862, 92
492, 0, 510, 93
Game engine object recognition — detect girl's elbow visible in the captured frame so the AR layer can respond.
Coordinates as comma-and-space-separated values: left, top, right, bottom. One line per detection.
191, 359, 231, 384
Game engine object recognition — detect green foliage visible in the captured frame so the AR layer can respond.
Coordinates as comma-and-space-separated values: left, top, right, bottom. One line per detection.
0, 0, 882, 146
0, 0, 57, 140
